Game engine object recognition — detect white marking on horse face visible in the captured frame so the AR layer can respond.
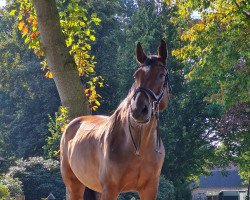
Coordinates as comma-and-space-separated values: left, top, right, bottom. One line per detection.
142, 66, 150, 73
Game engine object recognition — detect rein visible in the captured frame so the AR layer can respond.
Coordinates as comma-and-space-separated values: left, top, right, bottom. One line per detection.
128, 65, 171, 156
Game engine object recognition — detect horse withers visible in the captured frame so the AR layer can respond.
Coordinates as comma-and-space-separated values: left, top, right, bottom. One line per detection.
60, 40, 170, 200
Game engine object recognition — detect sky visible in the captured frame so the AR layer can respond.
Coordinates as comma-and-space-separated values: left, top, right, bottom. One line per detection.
0, 0, 6, 8
191, 11, 201, 19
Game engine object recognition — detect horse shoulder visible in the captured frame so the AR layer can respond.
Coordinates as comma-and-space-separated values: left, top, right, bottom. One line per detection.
62, 115, 109, 140
62, 117, 85, 141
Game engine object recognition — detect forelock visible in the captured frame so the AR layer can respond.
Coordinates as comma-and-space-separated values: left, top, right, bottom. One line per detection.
145, 56, 158, 67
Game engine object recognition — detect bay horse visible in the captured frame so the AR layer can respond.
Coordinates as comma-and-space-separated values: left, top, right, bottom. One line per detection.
60, 40, 170, 200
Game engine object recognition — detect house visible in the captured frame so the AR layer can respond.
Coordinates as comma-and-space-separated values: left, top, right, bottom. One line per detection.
192, 168, 248, 200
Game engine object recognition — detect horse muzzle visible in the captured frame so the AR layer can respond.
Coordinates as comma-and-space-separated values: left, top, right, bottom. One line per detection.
130, 91, 152, 124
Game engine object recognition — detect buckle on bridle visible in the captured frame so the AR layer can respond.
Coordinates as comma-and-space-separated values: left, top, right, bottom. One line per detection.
152, 101, 160, 116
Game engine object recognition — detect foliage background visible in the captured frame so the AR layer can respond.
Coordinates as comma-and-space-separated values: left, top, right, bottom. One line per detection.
0, 0, 249, 199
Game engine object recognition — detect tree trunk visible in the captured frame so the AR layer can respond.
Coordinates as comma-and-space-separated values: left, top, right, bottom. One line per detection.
33, 1, 97, 199
33, 0, 90, 119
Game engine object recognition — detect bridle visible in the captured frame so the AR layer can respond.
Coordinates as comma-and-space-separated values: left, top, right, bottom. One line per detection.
129, 64, 171, 156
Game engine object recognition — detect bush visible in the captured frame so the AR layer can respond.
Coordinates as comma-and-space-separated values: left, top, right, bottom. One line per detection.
118, 175, 175, 200
0, 176, 22, 197
0, 184, 9, 199
175, 184, 192, 200
118, 192, 139, 200
43, 106, 69, 160
158, 176, 175, 200
6, 157, 65, 200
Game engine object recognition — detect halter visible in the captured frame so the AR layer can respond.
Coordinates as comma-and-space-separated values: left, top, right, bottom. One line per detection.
129, 64, 171, 156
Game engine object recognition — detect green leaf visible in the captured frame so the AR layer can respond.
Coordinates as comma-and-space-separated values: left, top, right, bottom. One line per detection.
92, 17, 101, 25
66, 37, 73, 47
9, 10, 16, 16
89, 35, 96, 41
95, 100, 100, 106
85, 29, 90, 36
18, 14, 23, 20
87, 67, 94, 73
24, 37, 30, 44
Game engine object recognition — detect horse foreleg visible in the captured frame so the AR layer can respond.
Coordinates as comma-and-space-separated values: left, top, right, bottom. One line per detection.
63, 174, 85, 200
100, 192, 118, 200
61, 157, 85, 200
138, 178, 159, 200
67, 185, 85, 200
100, 187, 118, 200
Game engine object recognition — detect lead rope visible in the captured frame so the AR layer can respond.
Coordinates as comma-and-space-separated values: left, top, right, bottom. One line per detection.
154, 102, 162, 154
155, 113, 162, 153
128, 114, 142, 156
128, 101, 163, 155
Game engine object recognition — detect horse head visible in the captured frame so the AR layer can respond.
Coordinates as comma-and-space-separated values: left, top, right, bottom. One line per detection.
130, 40, 170, 123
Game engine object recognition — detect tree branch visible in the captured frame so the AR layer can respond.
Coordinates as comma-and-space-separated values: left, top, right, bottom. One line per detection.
233, 0, 250, 19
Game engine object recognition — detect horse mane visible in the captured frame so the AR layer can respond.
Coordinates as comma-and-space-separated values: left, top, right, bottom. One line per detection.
107, 83, 136, 127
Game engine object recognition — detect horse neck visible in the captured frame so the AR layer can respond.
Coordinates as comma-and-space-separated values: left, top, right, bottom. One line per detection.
109, 100, 158, 155
128, 116, 158, 153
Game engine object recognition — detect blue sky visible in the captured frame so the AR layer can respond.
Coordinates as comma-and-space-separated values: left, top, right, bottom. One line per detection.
0, 0, 6, 8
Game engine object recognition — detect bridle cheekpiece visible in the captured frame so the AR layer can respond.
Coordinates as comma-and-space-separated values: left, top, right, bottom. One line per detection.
128, 63, 170, 156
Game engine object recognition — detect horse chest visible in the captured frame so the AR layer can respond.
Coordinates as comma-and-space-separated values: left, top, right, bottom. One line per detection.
105, 150, 164, 192
128, 160, 156, 180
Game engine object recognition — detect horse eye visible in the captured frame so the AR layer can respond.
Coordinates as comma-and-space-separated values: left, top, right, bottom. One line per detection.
159, 73, 165, 79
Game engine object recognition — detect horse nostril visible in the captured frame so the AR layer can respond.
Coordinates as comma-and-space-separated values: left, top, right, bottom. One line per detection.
142, 105, 148, 115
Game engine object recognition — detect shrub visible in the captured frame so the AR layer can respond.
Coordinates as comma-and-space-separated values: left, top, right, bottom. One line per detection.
0, 176, 22, 197
175, 184, 192, 200
158, 176, 175, 200
43, 106, 69, 160
6, 157, 65, 200
0, 184, 9, 199
118, 192, 139, 200
118, 175, 175, 200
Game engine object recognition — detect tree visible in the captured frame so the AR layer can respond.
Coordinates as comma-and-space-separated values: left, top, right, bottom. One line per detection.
170, 0, 249, 108
114, 0, 167, 101
13, 0, 103, 198
32, 0, 89, 119
215, 103, 249, 196
11, 0, 104, 117
161, 79, 222, 182
168, 0, 250, 194
2, 1, 101, 197
0, 8, 60, 163
86, 0, 125, 113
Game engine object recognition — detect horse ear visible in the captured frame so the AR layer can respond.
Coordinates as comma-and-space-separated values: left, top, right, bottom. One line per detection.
136, 42, 147, 64
158, 39, 168, 64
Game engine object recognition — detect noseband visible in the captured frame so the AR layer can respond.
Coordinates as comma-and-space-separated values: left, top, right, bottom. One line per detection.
129, 65, 170, 155
132, 65, 170, 120
133, 86, 165, 118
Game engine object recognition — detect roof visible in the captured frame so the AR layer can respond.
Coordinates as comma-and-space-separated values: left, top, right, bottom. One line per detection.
199, 169, 243, 188
47, 193, 56, 199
